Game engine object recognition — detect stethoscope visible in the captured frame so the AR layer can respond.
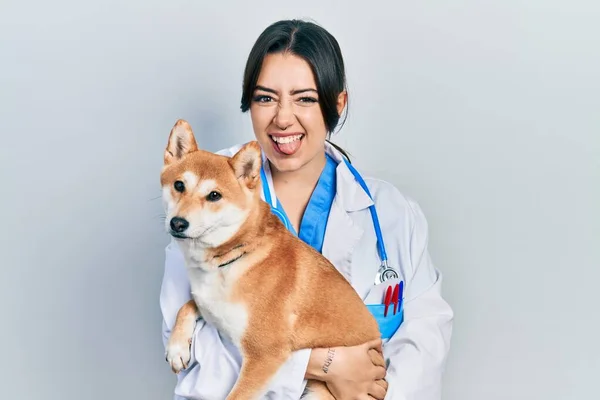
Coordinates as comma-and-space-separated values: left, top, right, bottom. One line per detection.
259, 155, 399, 285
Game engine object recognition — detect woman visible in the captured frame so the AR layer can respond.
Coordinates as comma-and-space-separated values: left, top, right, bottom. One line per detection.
160, 19, 453, 400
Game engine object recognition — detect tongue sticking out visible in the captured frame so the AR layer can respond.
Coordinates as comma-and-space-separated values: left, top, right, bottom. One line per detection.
275, 137, 303, 155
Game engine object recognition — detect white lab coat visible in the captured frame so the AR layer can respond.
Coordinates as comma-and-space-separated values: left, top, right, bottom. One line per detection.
159, 142, 454, 400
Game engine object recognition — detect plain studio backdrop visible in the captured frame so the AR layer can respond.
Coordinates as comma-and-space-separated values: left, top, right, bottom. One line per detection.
1, 0, 598, 399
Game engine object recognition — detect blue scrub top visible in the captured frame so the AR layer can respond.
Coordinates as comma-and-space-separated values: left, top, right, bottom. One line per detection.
264, 153, 337, 254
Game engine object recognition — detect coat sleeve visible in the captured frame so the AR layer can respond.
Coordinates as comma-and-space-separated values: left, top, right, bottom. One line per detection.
159, 238, 311, 400
381, 197, 454, 400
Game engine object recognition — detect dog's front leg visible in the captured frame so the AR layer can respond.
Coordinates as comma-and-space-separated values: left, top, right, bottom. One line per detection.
225, 349, 290, 400
165, 299, 200, 373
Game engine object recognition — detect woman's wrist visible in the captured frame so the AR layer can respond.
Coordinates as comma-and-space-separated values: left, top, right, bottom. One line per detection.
305, 348, 337, 382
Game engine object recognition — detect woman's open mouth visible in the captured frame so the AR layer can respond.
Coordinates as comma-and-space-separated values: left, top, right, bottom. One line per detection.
269, 133, 305, 156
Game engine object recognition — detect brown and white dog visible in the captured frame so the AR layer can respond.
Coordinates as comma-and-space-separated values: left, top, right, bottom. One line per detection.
161, 119, 385, 399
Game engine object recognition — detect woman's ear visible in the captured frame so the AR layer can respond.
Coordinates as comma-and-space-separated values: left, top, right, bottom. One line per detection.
336, 90, 348, 116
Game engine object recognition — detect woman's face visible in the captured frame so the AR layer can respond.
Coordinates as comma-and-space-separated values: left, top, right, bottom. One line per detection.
249, 52, 338, 174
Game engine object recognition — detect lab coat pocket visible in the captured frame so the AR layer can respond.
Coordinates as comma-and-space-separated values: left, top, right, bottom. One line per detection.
366, 301, 404, 340
364, 278, 404, 340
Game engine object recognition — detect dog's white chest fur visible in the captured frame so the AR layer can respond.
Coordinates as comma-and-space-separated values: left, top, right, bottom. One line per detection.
187, 266, 249, 347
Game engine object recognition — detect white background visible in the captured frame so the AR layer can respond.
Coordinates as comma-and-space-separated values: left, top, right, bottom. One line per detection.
1, 1, 598, 399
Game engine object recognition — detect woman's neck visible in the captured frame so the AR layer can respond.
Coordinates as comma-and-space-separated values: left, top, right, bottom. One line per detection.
270, 152, 327, 192
269, 152, 327, 232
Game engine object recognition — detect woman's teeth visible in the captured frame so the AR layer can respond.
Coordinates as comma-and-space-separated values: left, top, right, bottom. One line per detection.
271, 134, 304, 144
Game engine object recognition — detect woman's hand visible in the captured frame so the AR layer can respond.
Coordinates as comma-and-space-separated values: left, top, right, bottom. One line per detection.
305, 338, 388, 400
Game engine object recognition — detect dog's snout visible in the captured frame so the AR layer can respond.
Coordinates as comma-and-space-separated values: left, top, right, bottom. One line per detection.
170, 217, 189, 233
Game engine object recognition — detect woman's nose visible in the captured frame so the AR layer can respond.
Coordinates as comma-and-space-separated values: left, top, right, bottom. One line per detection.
273, 102, 295, 130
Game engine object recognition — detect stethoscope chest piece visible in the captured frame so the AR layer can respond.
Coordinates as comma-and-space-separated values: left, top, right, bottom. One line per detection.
375, 262, 399, 284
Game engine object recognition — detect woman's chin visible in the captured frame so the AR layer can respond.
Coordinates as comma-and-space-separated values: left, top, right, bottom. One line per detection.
268, 156, 305, 173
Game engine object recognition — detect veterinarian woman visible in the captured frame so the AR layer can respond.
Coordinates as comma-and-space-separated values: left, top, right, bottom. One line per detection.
160, 19, 453, 400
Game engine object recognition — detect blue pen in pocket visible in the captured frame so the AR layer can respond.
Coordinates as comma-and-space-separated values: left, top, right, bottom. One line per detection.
366, 280, 404, 340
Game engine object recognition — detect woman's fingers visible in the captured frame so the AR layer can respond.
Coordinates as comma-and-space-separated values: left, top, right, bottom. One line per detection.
374, 379, 388, 390
367, 347, 387, 380
368, 348, 386, 367
373, 365, 387, 380
364, 338, 383, 353
369, 381, 387, 400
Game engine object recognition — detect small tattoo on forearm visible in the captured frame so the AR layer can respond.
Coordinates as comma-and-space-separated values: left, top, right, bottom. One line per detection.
322, 348, 336, 374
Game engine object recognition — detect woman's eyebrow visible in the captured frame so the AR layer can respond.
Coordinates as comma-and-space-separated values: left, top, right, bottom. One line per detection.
254, 85, 318, 95
254, 85, 277, 94
291, 88, 318, 95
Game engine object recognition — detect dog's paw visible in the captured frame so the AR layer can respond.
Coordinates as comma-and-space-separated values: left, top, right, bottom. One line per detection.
165, 335, 192, 374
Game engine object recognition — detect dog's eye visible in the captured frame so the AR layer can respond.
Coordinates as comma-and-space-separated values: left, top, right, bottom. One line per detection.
174, 180, 185, 192
206, 191, 222, 202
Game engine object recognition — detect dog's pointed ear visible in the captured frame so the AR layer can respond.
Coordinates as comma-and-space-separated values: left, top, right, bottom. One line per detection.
164, 119, 198, 165
228, 141, 262, 189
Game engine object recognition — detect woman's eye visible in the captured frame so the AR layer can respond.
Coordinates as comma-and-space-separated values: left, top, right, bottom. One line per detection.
206, 191, 222, 202
253, 95, 273, 103
298, 97, 318, 103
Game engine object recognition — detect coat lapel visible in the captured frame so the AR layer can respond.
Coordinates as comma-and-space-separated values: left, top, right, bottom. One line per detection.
321, 195, 363, 282
321, 146, 374, 283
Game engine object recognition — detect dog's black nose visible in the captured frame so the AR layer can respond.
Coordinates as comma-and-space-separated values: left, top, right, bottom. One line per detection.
170, 217, 189, 233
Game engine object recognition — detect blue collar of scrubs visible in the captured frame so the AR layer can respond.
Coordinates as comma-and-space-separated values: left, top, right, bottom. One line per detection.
259, 153, 337, 254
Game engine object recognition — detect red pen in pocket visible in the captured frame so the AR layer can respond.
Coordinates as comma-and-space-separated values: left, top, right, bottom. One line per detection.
384, 285, 392, 317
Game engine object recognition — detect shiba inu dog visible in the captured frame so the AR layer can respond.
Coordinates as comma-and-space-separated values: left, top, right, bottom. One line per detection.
161, 119, 385, 399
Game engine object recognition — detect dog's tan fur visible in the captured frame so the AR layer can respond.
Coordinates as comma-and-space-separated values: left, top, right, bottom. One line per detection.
162, 119, 384, 399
